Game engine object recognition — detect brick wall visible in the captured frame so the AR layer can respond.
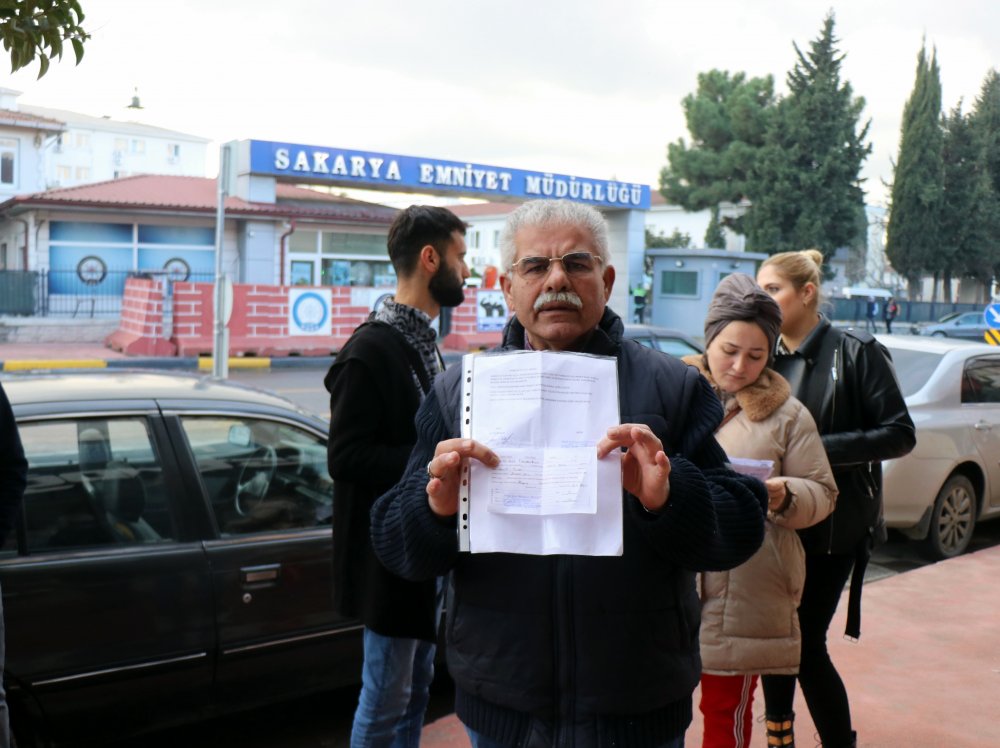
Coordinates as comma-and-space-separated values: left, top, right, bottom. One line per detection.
108, 281, 504, 358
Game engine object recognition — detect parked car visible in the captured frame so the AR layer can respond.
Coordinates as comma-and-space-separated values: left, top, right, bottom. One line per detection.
622, 324, 703, 357
917, 310, 990, 340
879, 336, 1000, 559
1, 371, 357, 747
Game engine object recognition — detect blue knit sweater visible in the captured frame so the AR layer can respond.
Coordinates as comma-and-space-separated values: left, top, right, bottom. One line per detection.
371, 309, 766, 747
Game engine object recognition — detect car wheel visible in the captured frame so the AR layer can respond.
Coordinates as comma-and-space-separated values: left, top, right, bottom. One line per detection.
931, 331, 946, 337
918, 474, 977, 560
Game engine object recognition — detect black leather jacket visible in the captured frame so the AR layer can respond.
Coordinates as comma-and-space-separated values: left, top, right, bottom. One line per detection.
772, 316, 916, 555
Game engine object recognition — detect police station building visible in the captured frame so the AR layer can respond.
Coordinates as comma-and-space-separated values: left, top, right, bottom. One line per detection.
234, 140, 650, 318
0, 139, 652, 351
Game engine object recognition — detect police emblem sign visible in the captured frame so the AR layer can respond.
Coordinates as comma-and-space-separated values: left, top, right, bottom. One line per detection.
289, 289, 331, 336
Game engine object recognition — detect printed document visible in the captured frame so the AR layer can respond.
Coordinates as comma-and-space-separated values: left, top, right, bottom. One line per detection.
728, 457, 774, 482
459, 350, 622, 556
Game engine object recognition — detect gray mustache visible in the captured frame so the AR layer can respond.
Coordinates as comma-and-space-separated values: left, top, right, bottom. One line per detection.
533, 291, 583, 312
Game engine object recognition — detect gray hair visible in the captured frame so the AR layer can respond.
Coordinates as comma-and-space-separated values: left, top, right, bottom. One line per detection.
499, 200, 610, 271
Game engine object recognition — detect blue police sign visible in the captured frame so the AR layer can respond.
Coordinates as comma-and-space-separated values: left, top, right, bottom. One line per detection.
289, 289, 330, 336
247, 140, 650, 210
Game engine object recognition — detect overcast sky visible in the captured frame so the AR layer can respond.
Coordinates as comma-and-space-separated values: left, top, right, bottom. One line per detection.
7, 0, 1000, 206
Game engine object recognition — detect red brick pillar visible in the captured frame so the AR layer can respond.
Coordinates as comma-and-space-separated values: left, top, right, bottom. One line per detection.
105, 276, 177, 356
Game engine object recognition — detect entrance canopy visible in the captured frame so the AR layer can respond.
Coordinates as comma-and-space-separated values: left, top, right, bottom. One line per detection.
238, 139, 650, 210
230, 139, 651, 318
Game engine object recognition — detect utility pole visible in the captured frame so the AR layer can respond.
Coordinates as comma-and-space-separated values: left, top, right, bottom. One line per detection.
212, 144, 232, 378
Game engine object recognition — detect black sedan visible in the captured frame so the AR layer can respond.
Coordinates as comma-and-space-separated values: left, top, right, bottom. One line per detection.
1, 371, 358, 747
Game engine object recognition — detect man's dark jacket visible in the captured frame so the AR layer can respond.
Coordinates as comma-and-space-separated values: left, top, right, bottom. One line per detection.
370, 309, 767, 747
771, 316, 915, 555
325, 320, 438, 641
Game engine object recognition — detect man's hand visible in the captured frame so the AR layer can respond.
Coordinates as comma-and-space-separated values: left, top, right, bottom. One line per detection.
425, 439, 499, 517
597, 424, 671, 513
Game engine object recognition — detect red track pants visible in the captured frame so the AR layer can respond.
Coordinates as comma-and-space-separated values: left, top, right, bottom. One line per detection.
699, 672, 758, 748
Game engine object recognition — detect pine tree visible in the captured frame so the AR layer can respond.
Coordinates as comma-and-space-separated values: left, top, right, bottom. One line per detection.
941, 103, 994, 302
745, 12, 871, 260
968, 70, 1000, 289
885, 42, 944, 298
659, 69, 775, 231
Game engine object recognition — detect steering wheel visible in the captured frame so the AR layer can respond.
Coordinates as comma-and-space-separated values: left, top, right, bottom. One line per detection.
235, 445, 278, 516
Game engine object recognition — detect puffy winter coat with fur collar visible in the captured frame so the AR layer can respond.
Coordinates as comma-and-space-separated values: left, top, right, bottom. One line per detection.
683, 355, 838, 674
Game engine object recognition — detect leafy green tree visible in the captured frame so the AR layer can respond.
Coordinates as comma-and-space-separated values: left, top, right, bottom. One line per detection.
885, 43, 944, 298
1, 0, 88, 78
704, 206, 726, 248
745, 12, 871, 261
645, 227, 691, 248
644, 227, 691, 276
659, 69, 775, 231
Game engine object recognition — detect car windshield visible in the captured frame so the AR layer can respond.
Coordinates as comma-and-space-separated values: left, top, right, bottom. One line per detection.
887, 348, 945, 396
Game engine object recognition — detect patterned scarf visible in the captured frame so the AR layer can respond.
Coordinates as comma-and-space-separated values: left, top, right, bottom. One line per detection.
374, 297, 442, 394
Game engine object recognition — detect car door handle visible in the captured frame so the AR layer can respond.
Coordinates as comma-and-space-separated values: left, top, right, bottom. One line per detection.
241, 563, 281, 585
974, 421, 993, 431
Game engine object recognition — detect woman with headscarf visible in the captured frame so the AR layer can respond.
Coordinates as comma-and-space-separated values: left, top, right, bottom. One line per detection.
683, 273, 837, 748
756, 252, 915, 748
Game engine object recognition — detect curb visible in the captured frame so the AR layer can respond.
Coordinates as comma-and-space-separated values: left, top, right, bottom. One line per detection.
0, 355, 338, 373
1, 351, 468, 373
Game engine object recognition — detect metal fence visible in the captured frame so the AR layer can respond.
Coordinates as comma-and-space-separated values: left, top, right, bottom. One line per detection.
829, 297, 983, 327
0, 269, 214, 318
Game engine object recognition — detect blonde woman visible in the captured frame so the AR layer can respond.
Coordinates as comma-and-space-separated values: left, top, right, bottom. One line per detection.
684, 273, 836, 748
757, 252, 915, 748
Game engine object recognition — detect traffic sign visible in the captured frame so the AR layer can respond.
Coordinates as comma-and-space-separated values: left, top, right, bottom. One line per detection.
984, 303, 1000, 329
985, 329, 1000, 346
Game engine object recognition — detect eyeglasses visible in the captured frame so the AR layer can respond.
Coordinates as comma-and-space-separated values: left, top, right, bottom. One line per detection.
509, 251, 604, 279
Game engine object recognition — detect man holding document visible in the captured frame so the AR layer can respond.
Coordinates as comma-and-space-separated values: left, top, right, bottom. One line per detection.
371, 199, 767, 748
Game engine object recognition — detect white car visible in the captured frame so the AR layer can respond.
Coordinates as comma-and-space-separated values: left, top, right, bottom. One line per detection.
881, 335, 1000, 558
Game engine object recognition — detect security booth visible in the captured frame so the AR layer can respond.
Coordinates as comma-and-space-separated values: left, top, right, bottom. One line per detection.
647, 248, 769, 338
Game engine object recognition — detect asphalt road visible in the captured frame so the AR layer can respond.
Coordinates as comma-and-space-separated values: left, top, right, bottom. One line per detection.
229, 367, 333, 421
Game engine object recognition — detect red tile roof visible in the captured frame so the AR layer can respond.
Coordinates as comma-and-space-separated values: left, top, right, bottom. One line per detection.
0, 108, 65, 132
0, 174, 398, 223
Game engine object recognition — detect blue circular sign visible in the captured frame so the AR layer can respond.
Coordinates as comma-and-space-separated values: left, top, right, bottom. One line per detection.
984, 304, 1000, 330
292, 291, 329, 333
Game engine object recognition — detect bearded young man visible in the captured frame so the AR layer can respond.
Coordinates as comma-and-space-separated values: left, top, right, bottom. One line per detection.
325, 205, 469, 748
371, 199, 767, 748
